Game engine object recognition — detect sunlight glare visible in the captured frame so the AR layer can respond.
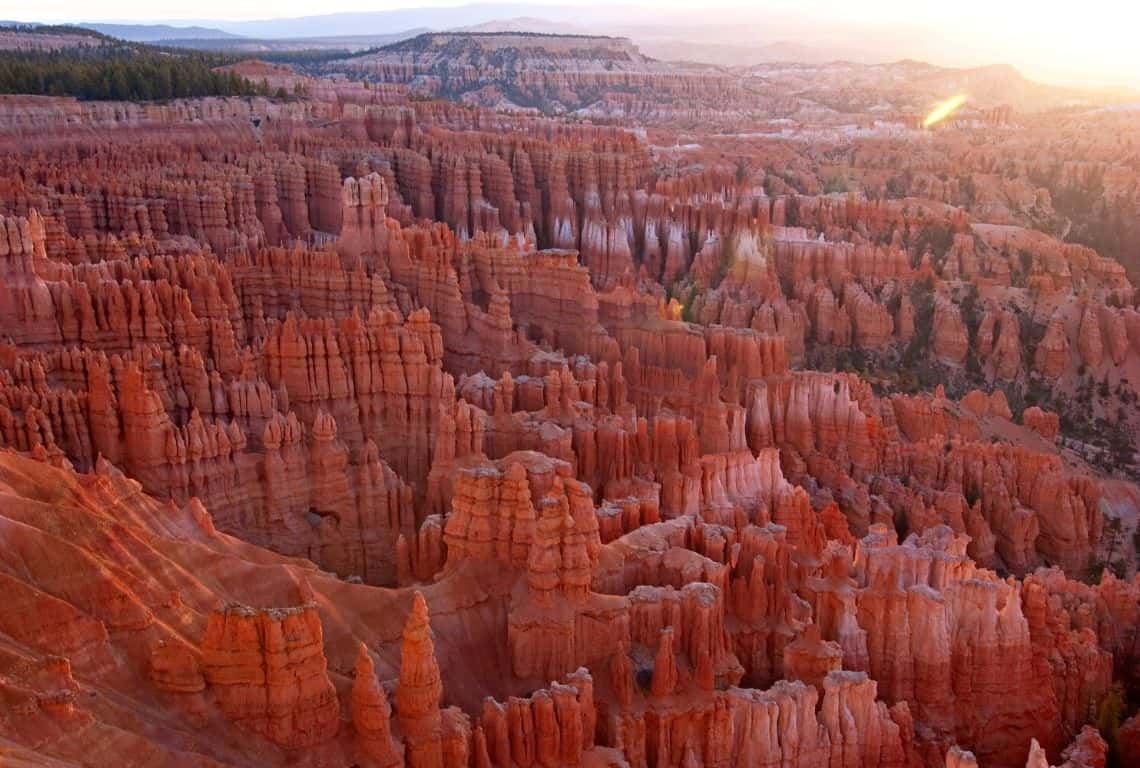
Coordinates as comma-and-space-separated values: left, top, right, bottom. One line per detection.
923, 94, 968, 128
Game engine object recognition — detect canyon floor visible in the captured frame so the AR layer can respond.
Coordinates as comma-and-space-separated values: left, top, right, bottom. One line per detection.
1, 31, 1139, 768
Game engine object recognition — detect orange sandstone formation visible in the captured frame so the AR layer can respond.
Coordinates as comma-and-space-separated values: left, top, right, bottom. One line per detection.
0, 57, 1138, 768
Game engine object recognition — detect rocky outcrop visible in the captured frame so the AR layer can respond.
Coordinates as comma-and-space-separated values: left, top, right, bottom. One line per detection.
932, 296, 970, 364
1035, 316, 1071, 377
1026, 727, 1107, 768
199, 604, 340, 748
1023, 407, 1060, 441
854, 524, 1053, 765
478, 669, 597, 767
1077, 305, 1104, 368
1118, 714, 1140, 765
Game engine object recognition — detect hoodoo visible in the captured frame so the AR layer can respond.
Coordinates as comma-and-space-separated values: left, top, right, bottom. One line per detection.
0, 13, 1138, 768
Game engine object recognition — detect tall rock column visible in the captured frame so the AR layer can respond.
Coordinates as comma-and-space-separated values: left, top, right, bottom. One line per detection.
397, 592, 445, 768
352, 643, 402, 767
650, 627, 679, 698
339, 173, 391, 270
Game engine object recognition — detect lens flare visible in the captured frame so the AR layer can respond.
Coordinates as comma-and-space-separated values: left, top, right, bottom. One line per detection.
923, 94, 968, 128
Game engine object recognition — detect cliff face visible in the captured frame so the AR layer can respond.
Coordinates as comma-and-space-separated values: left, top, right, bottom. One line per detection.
200, 604, 341, 748
0, 81, 1137, 768
333, 33, 746, 117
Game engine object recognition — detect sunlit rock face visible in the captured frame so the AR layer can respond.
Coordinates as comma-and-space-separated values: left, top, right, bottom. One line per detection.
0, 33, 1138, 768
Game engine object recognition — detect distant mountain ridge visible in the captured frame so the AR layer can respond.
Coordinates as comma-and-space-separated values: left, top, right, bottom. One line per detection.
79, 23, 241, 41
181, 3, 593, 40
453, 16, 591, 35
385, 30, 631, 48
158, 31, 426, 53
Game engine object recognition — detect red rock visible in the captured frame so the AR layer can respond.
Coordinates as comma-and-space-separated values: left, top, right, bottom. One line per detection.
339, 173, 392, 269
887, 289, 914, 338
990, 310, 1023, 380
649, 626, 679, 697
1118, 715, 1140, 766
0, 77, 1137, 768
1035, 316, 1071, 376
352, 643, 402, 767
855, 524, 1058, 765
1097, 306, 1129, 365
1026, 727, 1108, 768
200, 603, 340, 748
1077, 304, 1105, 368
1023, 407, 1060, 441
398, 592, 445, 768
932, 296, 969, 364
782, 623, 843, 692
843, 281, 894, 348
947, 746, 980, 768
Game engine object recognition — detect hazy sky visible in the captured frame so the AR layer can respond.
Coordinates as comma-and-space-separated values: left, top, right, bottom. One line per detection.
3, 0, 1136, 89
